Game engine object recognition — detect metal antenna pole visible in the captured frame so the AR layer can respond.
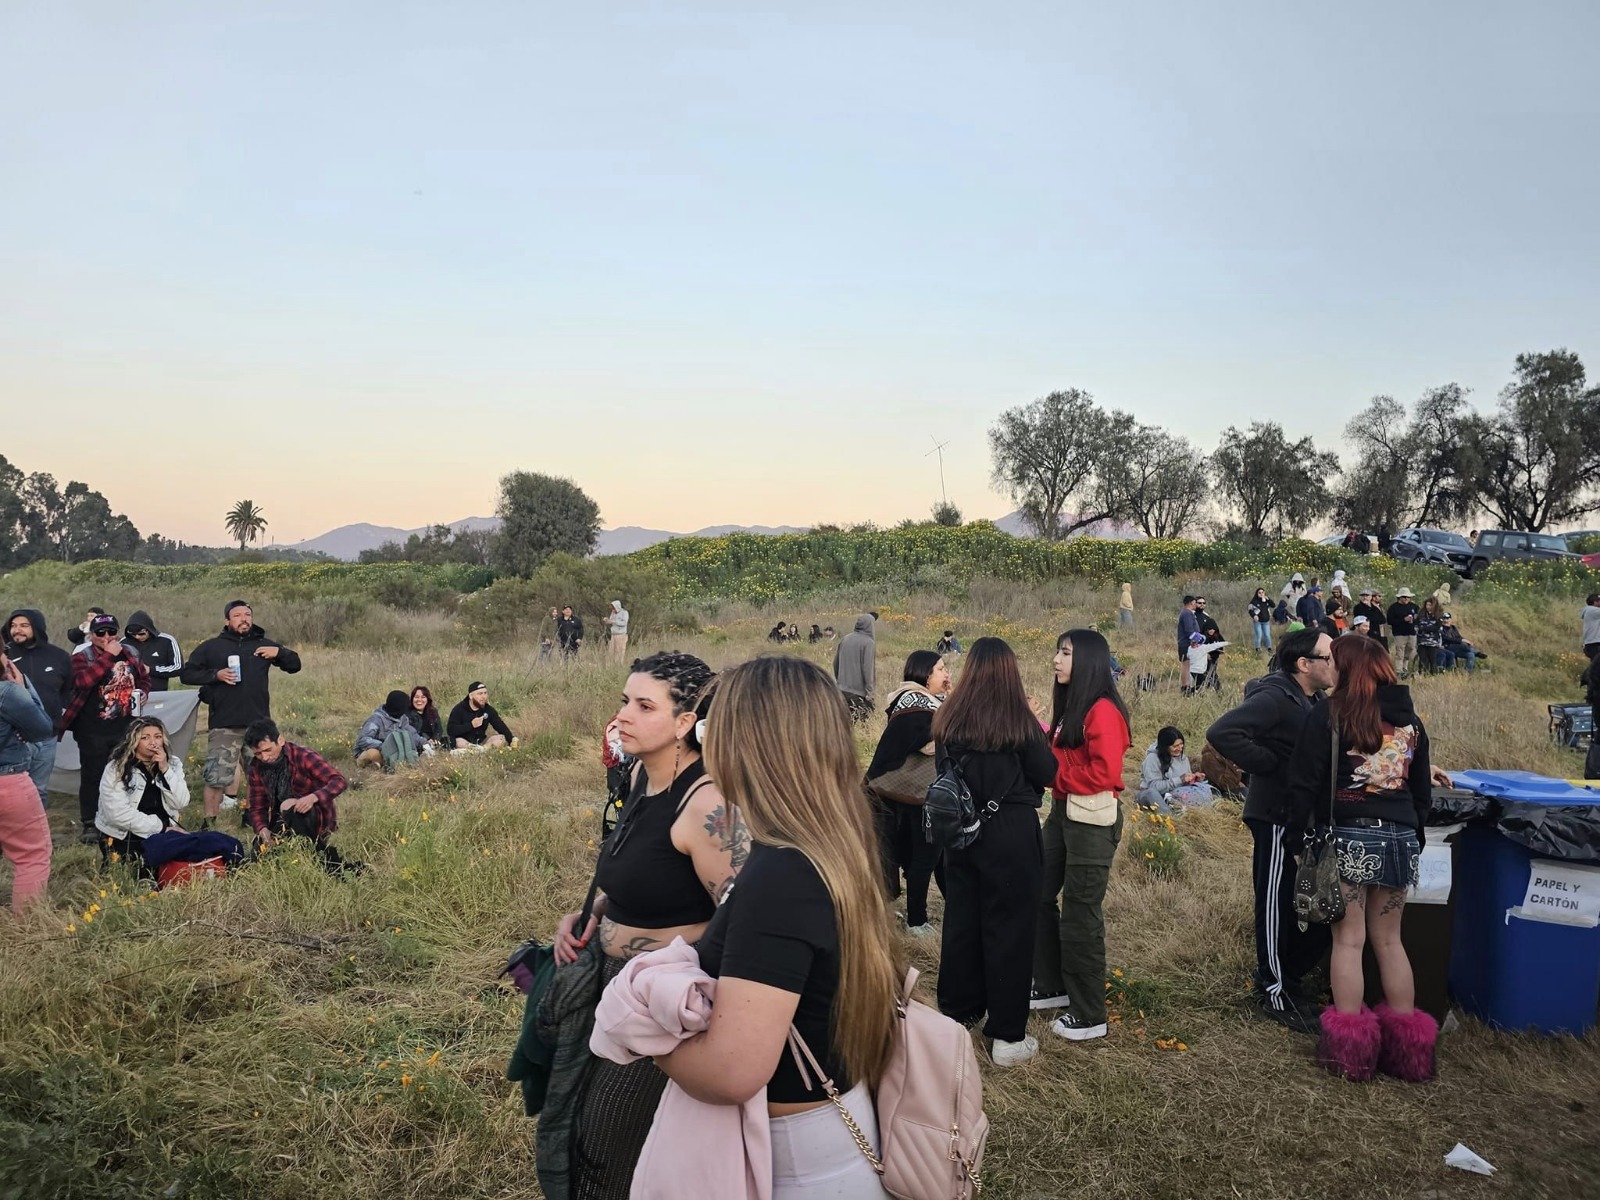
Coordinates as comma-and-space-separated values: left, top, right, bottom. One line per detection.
926, 436, 951, 504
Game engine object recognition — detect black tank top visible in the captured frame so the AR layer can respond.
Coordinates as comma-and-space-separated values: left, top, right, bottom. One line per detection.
594, 759, 717, 929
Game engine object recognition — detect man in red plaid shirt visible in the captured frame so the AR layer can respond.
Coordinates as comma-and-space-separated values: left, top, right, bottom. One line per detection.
243, 718, 357, 872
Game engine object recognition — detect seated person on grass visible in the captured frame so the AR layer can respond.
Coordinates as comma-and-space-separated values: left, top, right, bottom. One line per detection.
95, 717, 189, 866
244, 719, 354, 872
354, 690, 430, 769
447, 681, 515, 751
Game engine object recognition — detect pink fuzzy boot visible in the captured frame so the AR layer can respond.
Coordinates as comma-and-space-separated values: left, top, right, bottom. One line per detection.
1375, 1003, 1438, 1082
1316, 1006, 1381, 1081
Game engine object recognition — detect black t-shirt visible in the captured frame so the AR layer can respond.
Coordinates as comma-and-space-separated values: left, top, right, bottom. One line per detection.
696, 843, 842, 1103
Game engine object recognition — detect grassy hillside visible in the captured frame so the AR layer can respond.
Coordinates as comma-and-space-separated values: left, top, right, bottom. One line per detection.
1, 572, 1596, 1199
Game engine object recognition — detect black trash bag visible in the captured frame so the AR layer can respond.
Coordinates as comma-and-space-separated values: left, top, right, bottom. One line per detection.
1428, 787, 1494, 824
1495, 802, 1600, 866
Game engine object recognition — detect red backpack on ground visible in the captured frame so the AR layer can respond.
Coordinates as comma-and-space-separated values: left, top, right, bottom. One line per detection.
156, 856, 228, 890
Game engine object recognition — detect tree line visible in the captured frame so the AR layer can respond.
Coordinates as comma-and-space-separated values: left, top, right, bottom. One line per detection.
988, 349, 1600, 540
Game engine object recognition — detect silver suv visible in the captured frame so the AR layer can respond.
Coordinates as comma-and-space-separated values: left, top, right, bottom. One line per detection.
1389, 528, 1473, 574
1465, 530, 1579, 578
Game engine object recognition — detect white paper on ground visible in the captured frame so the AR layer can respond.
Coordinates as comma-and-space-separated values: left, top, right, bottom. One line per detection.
1410, 845, 1454, 905
1444, 1144, 1495, 1175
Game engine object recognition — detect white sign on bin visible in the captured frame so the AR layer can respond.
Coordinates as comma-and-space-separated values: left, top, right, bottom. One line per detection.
1507, 861, 1600, 929
1409, 845, 1454, 905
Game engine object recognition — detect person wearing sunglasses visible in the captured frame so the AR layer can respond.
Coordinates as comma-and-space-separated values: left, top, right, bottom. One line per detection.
1205, 626, 1337, 1035
59, 614, 151, 844
544, 651, 748, 1200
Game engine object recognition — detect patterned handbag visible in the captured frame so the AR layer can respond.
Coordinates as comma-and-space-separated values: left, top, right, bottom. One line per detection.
1293, 717, 1347, 931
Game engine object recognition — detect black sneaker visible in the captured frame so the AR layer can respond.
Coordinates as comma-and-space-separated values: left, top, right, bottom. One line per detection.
1256, 999, 1320, 1036
1029, 987, 1071, 1011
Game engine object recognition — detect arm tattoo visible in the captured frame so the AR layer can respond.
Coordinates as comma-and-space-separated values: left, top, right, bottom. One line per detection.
598, 917, 663, 960
703, 804, 752, 874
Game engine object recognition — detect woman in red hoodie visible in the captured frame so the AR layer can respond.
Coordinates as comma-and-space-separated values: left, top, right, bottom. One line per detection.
1032, 629, 1132, 1042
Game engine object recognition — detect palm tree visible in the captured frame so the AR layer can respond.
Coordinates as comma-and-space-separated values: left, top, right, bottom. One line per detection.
225, 500, 268, 552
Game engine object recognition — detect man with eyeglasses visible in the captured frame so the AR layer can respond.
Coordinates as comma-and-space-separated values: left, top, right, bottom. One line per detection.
1194, 597, 1225, 693
1206, 627, 1337, 1034
57, 614, 151, 843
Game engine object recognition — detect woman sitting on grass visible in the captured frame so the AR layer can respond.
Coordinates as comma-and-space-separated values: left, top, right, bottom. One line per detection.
546, 652, 747, 1200
1033, 629, 1131, 1043
1286, 634, 1437, 1083
864, 649, 951, 936
932, 637, 1056, 1067
405, 685, 445, 747
1136, 726, 1213, 813
657, 655, 901, 1198
95, 717, 188, 865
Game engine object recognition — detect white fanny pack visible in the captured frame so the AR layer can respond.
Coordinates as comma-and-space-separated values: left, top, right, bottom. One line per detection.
1065, 790, 1118, 826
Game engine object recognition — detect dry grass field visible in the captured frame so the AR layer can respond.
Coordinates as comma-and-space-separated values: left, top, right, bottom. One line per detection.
1, 575, 1597, 1199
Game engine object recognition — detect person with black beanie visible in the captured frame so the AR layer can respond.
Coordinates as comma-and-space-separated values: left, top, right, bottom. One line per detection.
355, 690, 429, 768
447, 682, 515, 750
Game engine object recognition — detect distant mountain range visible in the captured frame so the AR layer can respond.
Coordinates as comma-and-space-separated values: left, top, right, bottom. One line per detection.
287, 517, 808, 560
287, 510, 1141, 560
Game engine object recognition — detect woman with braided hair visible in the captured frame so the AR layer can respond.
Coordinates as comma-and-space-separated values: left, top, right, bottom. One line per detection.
542, 651, 750, 1200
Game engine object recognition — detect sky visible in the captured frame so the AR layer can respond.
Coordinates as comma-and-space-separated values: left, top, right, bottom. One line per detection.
2, 2, 1597, 546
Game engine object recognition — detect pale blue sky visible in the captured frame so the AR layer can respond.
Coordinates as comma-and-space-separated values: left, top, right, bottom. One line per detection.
2, 2, 1595, 544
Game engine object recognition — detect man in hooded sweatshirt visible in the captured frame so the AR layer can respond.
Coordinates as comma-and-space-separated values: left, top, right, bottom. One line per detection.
181, 600, 302, 822
605, 599, 630, 662
4, 608, 72, 805
833, 614, 877, 723
123, 611, 183, 691
355, 690, 429, 768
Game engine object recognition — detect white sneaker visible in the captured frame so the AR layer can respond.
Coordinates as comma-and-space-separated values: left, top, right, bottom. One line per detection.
990, 1036, 1039, 1067
905, 923, 937, 939
1029, 987, 1071, 1010
219, 795, 240, 811
1050, 1015, 1107, 1042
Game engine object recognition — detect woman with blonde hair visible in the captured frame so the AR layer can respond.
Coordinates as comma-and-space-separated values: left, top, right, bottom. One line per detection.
658, 655, 900, 1197
95, 716, 189, 863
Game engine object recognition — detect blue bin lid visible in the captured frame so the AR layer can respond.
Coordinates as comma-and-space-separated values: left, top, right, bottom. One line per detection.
1452, 770, 1600, 806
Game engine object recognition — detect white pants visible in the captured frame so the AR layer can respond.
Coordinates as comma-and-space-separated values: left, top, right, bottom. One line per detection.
769, 1083, 890, 1198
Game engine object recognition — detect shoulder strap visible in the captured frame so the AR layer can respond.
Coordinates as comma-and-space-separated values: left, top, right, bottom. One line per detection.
674, 773, 714, 817
1327, 716, 1339, 827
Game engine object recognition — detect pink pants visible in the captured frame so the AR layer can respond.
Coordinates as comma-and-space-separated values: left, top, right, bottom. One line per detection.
0, 771, 52, 913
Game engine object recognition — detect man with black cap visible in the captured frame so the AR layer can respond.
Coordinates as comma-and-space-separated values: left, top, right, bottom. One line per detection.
355, 690, 430, 768
4, 608, 73, 805
447, 681, 515, 750
123, 611, 183, 691
58, 614, 151, 841
181, 600, 302, 823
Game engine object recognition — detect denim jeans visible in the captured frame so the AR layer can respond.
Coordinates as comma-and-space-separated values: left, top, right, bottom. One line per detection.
1442, 645, 1477, 673
25, 739, 56, 808
1252, 621, 1272, 651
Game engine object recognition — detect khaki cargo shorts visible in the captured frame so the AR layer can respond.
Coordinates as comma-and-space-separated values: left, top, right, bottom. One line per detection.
204, 727, 251, 789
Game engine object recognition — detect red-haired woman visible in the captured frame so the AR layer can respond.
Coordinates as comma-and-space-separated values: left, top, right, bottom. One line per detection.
405, 686, 445, 749
1286, 634, 1436, 1082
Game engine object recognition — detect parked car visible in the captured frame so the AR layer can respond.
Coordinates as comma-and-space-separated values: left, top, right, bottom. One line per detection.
1465, 530, 1580, 578
1561, 530, 1600, 548
1389, 527, 1474, 574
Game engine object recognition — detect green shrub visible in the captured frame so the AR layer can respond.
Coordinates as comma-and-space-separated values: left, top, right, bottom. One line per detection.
1471, 558, 1600, 599
456, 554, 669, 648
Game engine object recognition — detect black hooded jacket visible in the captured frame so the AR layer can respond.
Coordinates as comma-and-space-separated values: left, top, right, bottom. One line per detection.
124, 610, 183, 692
180, 623, 302, 729
1205, 670, 1320, 825
1284, 684, 1431, 841
4, 608, 72, 724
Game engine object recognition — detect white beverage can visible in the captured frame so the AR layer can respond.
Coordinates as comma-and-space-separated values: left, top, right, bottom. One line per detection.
227, 654, 241, 683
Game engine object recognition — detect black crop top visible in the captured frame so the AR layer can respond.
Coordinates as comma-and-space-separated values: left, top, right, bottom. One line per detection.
696, 843, 845, 1104
594, 760, 717, 929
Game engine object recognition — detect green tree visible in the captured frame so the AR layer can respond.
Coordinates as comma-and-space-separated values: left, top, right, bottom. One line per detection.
1465, 350, 1600, 531
988, 390, 1130, 539
491, 472, 601, 577
224, 499, 269, 551
1101, 426, 1209, 539
0, 455, 30, 568
1211, 422, 1339, 541
1332, 386, 1479, 534
930, 500, 962, 527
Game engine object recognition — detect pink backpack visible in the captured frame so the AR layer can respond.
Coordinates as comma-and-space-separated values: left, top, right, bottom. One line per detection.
789, 967, 988, 1199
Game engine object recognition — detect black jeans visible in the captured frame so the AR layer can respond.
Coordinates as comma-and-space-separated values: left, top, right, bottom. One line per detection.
938, 803, 1044, 1043
1246, 817, 1331, 1008
76, 733, 120, 827
877, 799, 944, 926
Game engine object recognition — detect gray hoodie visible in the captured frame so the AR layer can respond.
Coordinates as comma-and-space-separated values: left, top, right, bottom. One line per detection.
833, 614, 876, 699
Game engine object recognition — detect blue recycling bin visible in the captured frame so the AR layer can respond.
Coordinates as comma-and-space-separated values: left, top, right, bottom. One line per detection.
1449, 771, 1600, 1035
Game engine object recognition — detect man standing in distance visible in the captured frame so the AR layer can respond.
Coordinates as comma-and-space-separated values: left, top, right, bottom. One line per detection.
1176, 596, 1200, 690
4, 609, 72, 805
181, 600, 301, 823
1387, 587, 1420, 677
58, 614, 151, 842
1206, 628, 1338, 1033
605, 600, 630, 663
557, 604, 584, 660
833, 613, 877, 723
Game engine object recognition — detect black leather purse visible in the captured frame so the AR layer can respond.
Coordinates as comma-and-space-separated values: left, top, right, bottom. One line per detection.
1294, 718, 1347, 931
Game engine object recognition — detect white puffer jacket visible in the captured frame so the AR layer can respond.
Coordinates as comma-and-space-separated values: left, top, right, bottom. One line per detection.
95, 759, 190, 839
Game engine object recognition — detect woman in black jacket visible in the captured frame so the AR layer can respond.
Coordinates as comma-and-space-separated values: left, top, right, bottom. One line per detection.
864, 650, 951, 934
404, 685, 445, 747
1286, 634, 1436, 1084
932, 637, 1055, 1067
